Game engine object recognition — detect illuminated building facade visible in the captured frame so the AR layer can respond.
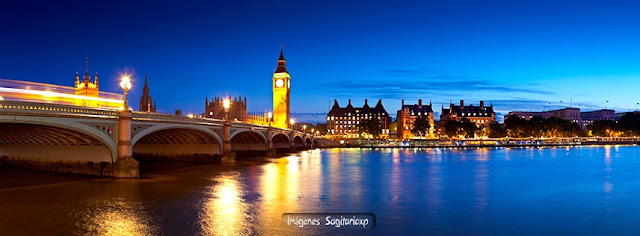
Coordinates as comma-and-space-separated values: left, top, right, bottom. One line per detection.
139, 75, 157, 112
326, 99, 392, 139
74, 60, 100, 107
204, 96, 247, 121
272, 45, 291, 129
397, 99, 435, 139
441, 100, 496, 126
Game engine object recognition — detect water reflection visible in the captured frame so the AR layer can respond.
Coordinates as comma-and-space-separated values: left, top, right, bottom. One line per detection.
4, 146, 640, 235
200, 172, 252, 235
85, 199, 157, 236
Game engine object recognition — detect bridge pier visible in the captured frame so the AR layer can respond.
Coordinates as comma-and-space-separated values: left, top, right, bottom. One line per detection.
111, 109, 139, 177
266, 125, 276, 158
221, 120, 236, 162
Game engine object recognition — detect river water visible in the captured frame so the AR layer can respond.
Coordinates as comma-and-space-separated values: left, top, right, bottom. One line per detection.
1, 146, 640, 235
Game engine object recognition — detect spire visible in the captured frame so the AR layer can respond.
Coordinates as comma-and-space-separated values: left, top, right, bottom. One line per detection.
279, 43, 285, 61
83, 57, 90, 84
275, 44, 288, 73
75, 72, 79, 86
94, 72, 99, 87
143, 74, 150, 95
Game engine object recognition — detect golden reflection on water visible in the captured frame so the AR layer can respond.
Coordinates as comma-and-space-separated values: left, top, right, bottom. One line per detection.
476, 148, 489, 162
86, 199, 157, 236
200, 173, 252, 236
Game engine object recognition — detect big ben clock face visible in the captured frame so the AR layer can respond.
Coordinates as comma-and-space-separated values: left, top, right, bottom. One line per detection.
276, 79, 284, 88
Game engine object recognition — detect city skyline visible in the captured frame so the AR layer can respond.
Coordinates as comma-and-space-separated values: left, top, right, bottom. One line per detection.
3, 0, 640, 123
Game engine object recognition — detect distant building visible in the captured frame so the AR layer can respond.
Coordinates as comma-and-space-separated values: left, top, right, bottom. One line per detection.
326, 99, 392, 139
508, 108, 614, 129
580, 109, 614, 127
397, 99, 435, 139
441, 100, 496, 126
74, 59, 99, 107
139, 75, 157, 112
615, 111, 640, 120
204, 96, 247, 121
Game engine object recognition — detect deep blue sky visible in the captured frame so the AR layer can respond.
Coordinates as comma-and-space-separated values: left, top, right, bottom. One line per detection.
2, 0, 640, 123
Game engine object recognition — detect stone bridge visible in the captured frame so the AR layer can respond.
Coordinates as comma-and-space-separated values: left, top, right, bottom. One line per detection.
0, 101, 315, 177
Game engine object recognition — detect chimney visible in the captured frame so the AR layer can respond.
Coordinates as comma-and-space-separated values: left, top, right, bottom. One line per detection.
480, 100, 484, 108
419, 99, 423, 106
365, 99, 368, 106
401, 99, 404, 106
460, 100, 464, 107
348, 99, 351, 105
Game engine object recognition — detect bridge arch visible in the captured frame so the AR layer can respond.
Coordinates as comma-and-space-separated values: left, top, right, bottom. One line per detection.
230, 129, 268, 157
131, 124, 223, 161
0, 120, 116, 162
272, 133, 292, 150
293, 136, 305, 149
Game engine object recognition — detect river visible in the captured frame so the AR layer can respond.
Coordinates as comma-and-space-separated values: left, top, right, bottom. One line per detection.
1, 146, 640, 235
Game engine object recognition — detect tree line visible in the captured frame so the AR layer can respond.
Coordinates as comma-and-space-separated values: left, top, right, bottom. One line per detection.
587, 112, 640, 137
355, 112, 640, 139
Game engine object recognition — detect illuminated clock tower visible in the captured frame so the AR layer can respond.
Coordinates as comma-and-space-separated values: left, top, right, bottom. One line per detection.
272, 45, 291, 129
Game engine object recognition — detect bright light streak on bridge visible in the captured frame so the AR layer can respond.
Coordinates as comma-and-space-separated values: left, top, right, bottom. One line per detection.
0, 79, 123, 109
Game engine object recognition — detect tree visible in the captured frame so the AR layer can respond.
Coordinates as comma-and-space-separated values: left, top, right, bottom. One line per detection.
459, 118, 478, 138
357, 117, 382, 139
368, 118, 382, 138
411, 115, 431, 139
443, 120, 460, 138
487, 121, 505, 138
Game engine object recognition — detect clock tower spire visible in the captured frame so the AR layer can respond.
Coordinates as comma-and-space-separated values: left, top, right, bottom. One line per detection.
272, 44, 291, 129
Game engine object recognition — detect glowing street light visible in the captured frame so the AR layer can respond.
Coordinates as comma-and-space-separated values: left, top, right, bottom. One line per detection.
267, 111, 273, 127
223, 98, 231, 120
119, 75, 132, 109
303, 125, 307, 132
290, 118, 295, 129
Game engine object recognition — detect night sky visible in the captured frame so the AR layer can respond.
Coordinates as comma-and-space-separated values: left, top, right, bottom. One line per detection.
2, 0, 640, 123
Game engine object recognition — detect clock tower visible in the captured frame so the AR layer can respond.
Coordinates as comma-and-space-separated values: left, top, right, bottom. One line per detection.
272, 45, 291, 129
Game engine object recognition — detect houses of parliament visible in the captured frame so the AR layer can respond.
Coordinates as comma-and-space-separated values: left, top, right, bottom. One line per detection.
138, 46, 292, 127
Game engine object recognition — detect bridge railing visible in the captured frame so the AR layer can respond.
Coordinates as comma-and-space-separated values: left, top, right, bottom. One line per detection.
0, 100, 119, 118
132, 112, 291, 132
0, 100, 309, 135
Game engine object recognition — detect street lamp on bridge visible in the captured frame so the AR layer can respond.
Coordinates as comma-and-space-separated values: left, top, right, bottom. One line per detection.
290, 118, 295, 130
303, 125, 307, 132
119, 75, 132, 109
223, 98, 231, 120
267, 112, 273, 127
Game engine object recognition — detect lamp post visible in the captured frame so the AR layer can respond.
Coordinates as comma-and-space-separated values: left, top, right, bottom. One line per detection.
223, 98, 231, 121
290, 118, 295, 130
267, 112, 273, 127
303, 125, 307, 133
119, 75, 132, 109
